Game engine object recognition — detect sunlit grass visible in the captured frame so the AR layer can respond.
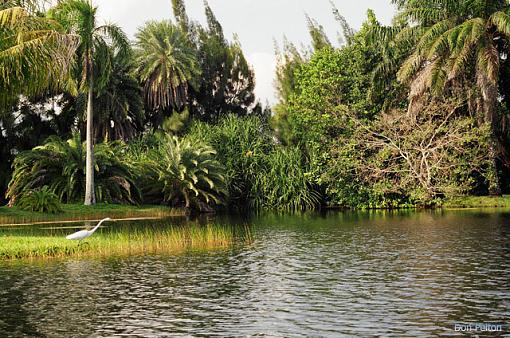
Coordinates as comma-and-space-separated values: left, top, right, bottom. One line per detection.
0, 225, 234, 260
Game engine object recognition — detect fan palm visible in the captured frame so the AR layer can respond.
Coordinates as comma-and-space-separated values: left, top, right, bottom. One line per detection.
0, 3, 78, 107
135, 20, 200, 117
48, 0, 130, 205
378, 0, 510, 195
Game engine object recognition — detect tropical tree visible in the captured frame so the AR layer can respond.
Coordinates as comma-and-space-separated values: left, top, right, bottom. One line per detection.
48, 0, 130, 205
134, 20, 199, 127
382, 0, 510, 195
171, 0, 257, 122
62, 47, 144, 142
0, 3, 78, 107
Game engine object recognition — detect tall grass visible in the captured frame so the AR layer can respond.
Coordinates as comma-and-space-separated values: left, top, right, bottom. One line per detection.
251, 146, 321, 211
188, 115, 322, 211
0, 225, 235, 260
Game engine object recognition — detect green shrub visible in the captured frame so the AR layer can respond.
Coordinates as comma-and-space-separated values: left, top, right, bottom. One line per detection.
252, 146, 321, 211
188, 115, 272, 207
129, 133, 228, 210
188, 115, 322, 211
155, 135, 228, 209
7, 132, 139, 204
15, 186, 63, 213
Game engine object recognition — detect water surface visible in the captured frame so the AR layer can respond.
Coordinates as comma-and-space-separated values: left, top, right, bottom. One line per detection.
1, 210, 509, 336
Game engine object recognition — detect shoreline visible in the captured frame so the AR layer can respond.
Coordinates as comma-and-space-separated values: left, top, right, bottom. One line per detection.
0, 203, 186, 226
1, 195, 510, 226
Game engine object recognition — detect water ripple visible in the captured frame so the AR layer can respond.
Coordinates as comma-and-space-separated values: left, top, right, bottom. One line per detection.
0, 210, 509, 337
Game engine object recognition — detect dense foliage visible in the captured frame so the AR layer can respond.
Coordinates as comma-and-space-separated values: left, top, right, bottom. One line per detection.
15, 186, 63, 213
7, 133, 139, 205
4, 0, 510, 212
189, 116, 321, 210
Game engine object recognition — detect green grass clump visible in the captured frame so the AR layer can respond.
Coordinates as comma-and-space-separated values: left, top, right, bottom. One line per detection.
442, 195, 510, 209
0, 225, 234, 260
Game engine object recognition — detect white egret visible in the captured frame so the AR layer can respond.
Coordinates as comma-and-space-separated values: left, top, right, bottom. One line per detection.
66, 217, 112, 241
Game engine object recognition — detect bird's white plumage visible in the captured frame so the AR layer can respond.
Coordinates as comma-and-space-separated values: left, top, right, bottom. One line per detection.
66, 230, 90, 240
65, 217, 112, 241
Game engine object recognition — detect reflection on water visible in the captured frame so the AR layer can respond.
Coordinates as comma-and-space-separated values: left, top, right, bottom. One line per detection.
0, 210, 509, 336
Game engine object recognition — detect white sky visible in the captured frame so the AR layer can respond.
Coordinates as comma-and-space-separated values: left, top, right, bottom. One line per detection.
93, 0, 396, 105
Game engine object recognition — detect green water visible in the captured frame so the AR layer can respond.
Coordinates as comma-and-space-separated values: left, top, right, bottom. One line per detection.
0, 210, 509, 336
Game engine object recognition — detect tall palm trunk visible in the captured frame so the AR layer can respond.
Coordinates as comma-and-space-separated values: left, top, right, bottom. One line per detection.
84, 72, 96, 205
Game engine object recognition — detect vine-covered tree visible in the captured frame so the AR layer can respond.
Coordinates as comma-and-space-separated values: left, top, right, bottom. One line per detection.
378, 0, 510, 195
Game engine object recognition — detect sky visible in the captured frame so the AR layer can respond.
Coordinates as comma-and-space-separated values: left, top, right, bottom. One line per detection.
93, 0, 396, 105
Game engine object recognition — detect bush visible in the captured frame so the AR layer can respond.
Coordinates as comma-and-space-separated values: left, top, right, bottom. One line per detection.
188, 115, 272, 207
251, 146, 321, 211
15, 186, 63, 213
7, 133, 139, 205
188, 115, 322, 211
157, 135, 228, 209
129, 133, 228, 210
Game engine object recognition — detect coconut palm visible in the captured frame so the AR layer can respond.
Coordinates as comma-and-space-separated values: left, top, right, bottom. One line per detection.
378, 0, 510, 195
48, 0, 130, 205
0, 3, 78, 107
134, 20, 200, 121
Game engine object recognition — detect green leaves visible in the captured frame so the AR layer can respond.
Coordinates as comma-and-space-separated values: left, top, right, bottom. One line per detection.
0, 6, 79, 106
188, 115, 321, 211
143, 134, 228, 210
15, 186, 62, 213
6, 132, 139, 204
135, 20, 199, 112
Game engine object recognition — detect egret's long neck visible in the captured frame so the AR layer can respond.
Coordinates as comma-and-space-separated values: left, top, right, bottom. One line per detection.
90, 218, 109, 234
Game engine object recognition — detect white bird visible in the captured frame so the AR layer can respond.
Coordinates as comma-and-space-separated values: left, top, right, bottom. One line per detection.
66, 217, 112, 241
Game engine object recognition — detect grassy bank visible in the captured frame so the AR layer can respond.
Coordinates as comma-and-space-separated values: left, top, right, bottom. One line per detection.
0, 204, 185, 225
0, 225, 234, 260
442, 195, 510, 209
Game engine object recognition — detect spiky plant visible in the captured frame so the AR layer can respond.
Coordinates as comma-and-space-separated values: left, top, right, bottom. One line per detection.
152, 135, 227, 210
6, 132, 139, 205
16, 186, 63, 213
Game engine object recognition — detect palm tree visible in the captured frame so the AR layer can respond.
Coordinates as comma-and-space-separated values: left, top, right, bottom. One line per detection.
153, 135, 227, 209
381, 0, 510, 195
65, 47, 144, 142
134, 20, 200, 122
7, 132, 139, 205
92, 49, 144, 142
48, 0, 130, 205
0, 3, 78, 107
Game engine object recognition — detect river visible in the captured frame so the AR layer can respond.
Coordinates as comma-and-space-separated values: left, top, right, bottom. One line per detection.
0, 210, 509, 336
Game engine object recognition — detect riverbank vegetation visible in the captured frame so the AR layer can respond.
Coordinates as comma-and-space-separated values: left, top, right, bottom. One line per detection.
3, 0, 510, 212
